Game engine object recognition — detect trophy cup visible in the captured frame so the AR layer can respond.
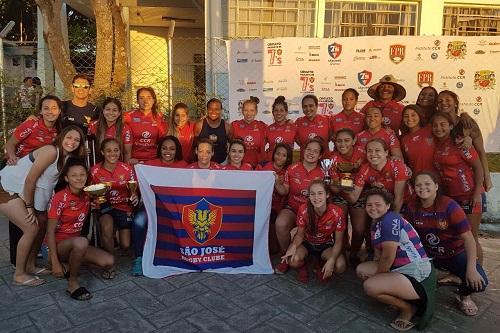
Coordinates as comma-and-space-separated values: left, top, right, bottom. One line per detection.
127, 180, 138, 196
335, 162, 357, 190
84, 183, 111, 213
320, 159, 334, 185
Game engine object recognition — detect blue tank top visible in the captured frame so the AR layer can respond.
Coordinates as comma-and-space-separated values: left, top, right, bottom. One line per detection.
199, 119, 228, 163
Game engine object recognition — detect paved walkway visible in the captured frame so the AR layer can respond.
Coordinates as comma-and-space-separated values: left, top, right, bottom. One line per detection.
1, 219, 499, 332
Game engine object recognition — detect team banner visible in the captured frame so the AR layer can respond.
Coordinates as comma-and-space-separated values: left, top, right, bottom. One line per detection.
135, 165, 274, 278
227, 36, 500, 152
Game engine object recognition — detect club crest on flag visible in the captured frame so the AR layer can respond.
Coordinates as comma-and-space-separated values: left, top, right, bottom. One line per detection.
182, 198, 223, 244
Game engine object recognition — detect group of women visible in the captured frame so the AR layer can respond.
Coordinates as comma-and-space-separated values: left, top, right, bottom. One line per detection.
0, 75, 490, 330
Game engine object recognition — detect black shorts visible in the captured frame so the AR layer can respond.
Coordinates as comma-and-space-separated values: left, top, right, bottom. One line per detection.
100, 208, 132, 230
402, 274, 427, 316
303, 241, 334, 261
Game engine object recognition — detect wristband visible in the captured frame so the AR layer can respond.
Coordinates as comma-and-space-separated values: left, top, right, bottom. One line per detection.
25, 203, 34, 209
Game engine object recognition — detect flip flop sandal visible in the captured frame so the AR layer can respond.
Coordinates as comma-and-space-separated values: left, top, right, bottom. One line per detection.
33, 267, 51, 276
66, 287, 92, 301
12, 276, 45, 287
455, 295, 478, 316
390, 318, 416, 331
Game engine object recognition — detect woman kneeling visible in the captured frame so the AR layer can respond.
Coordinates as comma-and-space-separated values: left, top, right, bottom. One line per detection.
281, 180, 346, 284
46, 158, 114, 301
356, 189, 435, 331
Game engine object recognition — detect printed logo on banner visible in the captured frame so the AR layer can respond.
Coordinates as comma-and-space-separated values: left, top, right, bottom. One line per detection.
474, 70, 496, 90
446, 41, 467, 59
389, 44, 405, 64
266, 42, 283, 66
328, 43, 342, 59
318, 97, 336, 116
417, 71, 434, 88
299, 70, 315, 93
182, 198, 223, 244
358, 70, 372, 86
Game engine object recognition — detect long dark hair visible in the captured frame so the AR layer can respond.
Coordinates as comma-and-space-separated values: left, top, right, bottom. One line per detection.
306, 180, 330, 235
38, 94, 63, 133
54, 157, 88, 193
53, 125, 86, 171
168, 102, 189, 137
400, 104, 427, 135
96, 97, 124, 149
136, 87, 159, 119
156, 135, 183, 161
272, 95, 288, 114
272, 142, 293, 168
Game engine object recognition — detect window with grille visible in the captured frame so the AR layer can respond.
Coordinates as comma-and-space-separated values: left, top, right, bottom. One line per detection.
227, 0, 316, 38
443, 6, 500, 36
323, 0, 418, 37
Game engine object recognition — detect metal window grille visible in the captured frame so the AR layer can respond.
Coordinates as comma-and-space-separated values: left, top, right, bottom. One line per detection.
323, 0, 418, 37
442, 5, 500, 36
227, 0, 316, 38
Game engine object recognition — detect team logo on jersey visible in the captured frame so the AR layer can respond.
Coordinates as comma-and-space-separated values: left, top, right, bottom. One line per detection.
357, 70, 372, 86
437, 218, 448, 230
142, 131, 151, 139
474, 70, 496, 90
182, 198, 222, 245
275, 136, 283, 143
417, 71, 434, 88
389, 44, 405, 64
426, 233, 440, 246
328, 43, 342, 59
446, 41, 467, 59
78, 212, 86, 222
244, 135, 254, 143
308, 132, 318, 139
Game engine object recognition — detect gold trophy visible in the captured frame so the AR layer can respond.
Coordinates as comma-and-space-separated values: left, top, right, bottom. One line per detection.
127, 180, 138, 196
83, 183, 110, 204
335, 162, 357, 190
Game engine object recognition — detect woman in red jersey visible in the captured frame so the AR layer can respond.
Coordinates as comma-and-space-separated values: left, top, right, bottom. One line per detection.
431, 112, 485, 264
356, 106, 402, 159
331, 88, 365, 137
168, 102, 195, 163
348, 138, 412, 213
295, 94, 331, 159
124, 87, 168, 165
222, 138, 253, 170
265, 96, 296, 162
88, 97, 132, 162
47, 158, 114, 300
329, 128, 367, 265
281, 180, 346, 284
405, 171, 488, 316
187, 138, 221, 170
416, 86, 438, 123
230, 97, 267, 167
274, 137, 324, 274
360, 74, 406, 134
146, 136, 188, 168
90, 138, 139, 279
257, 143, 293, 254
436, 90, 491, 192
400, 104, 436, 175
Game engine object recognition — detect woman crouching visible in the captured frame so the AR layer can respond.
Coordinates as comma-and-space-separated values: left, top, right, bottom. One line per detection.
281, 180, 346, 284
46, 158, 114, 301
356, 189, 435, 331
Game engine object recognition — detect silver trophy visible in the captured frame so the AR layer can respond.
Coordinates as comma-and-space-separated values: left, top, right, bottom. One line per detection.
320, 159, 333, 185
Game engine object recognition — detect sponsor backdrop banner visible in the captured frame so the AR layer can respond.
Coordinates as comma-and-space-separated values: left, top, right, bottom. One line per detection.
136, 165, 274, 278
227, 36, 500, 152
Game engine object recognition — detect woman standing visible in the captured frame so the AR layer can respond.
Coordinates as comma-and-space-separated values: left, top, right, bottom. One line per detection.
355, 106, 403, 159
231, 97, 267, 167
331, 88, 365, 136
416, 86, 438, 123
400, 104, 436, 175
274, 137, 324, 273
356, 189, 435, 331
124, 87, 168, 165
265, 96, 296, 162
0, 126, 85, 286
295, 95, 331, 159
432, 112, 485, 264
168, 103, 195, 163
88, 97, 132, 162
405, 171, 488, 316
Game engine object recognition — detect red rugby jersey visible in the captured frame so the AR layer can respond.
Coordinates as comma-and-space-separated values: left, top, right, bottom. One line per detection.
401, 125, 436, 175
256, 162, 287, 212
90, 161, 136, 213
221, 163, 254, 170
433, 138, 480, 200
355, 159, 412, 197
175, 121, 195, 162
329, 147, 366, 183
87, 120, 132, 145
124, 109, 168, 162
48, 187, 90, 242
296, 203, 346, 244
331, 111, 365, 135
231, 119, 267, 166
355, 128, 400, 151
187, 161, 221, 170
265, 121, 297, 161
295, 114, 331, 158
284, 162, 323, 212
360, 100, 404, 133
405, 195, 471, 259
14, 118, 58, 157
